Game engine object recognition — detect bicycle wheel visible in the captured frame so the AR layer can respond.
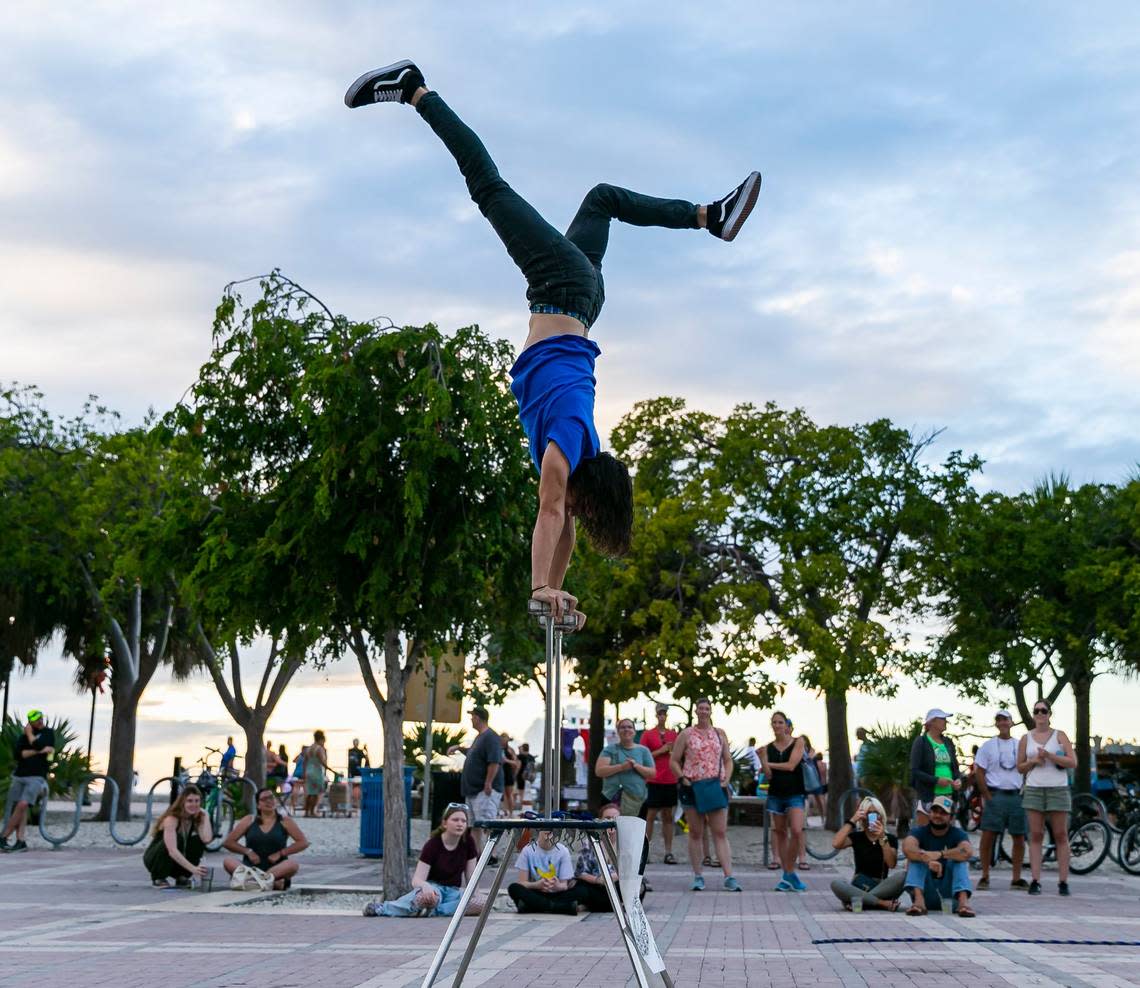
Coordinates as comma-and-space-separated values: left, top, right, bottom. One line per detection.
1072, 793, 1110, 829
206, 798, 235, 852
1118, 822, 1140, 876
1068, 819, 1111, 875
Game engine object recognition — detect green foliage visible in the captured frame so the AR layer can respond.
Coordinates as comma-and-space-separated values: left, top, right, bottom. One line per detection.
0, 714, 87, 805
403, 725, 468, 781
858, 720, 922, 822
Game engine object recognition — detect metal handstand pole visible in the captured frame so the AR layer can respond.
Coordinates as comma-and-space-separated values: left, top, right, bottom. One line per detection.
421, 599, 661, 987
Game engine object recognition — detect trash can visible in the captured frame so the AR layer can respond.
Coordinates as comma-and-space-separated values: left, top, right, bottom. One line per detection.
359, 766, 414, 857
429, 770, 464, 829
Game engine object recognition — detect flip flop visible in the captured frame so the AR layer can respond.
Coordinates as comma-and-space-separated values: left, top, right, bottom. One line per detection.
906, 905, 927, 917
957, 905, 976, 918
663, 853, 678, 865
886, 900, 901, 912
767, 861, 780, 870
799, 862, 812, 871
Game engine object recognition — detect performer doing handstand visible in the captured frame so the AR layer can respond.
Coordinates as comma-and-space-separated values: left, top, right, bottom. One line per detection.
345, 61, 761, 625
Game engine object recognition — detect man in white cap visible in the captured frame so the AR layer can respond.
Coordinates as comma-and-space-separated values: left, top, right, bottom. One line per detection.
909, 708, 961, 826
901, 794, 976, 916
974, 709, 1028, 890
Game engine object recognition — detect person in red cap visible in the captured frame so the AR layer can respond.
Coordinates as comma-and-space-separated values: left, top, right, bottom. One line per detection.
1, 709, 54, 853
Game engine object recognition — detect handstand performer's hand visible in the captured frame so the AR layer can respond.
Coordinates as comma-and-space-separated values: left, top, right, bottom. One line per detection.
531, 585, 577, 618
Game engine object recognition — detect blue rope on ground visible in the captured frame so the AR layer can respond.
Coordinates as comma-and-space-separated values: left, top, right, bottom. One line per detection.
813, 936, 1140, 946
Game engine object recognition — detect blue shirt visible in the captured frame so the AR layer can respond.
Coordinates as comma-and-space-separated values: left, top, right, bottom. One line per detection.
509, 335, 601, 475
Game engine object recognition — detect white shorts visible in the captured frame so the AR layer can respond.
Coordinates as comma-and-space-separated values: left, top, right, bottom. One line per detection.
468, 789, 503, 824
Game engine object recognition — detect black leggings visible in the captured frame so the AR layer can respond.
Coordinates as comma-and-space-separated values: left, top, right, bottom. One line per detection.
417, 91, 700, 328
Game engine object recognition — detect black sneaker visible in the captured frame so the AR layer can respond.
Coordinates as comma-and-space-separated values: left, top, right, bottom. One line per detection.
706, 171, 761, 242
0, 836, 9, 852
10, 840, 27, 853
1058, 881, 1071, 897
344, 60, 425, 108
1027, 879, 1042, 895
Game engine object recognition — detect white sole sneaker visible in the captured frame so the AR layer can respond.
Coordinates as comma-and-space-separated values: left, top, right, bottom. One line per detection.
344, 59, 419, 108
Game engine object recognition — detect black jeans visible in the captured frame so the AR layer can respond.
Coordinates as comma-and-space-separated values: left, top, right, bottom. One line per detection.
507, 881, 581, 914
417, 92, 700, 329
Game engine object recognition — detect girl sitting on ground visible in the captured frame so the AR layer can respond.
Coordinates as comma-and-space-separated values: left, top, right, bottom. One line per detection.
829, 796, 904, 912
143, 784, 213, 888
223, 787, 310, 891
363, 803, 482, 917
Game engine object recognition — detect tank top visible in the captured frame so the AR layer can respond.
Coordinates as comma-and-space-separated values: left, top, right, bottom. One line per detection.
766, 740, 805, 798
244, 815, 288, 869
1025, 730, 1069, 788
682, 726, 723, 782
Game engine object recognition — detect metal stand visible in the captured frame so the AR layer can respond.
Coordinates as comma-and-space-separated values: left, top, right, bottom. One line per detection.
421, 600, 670, 987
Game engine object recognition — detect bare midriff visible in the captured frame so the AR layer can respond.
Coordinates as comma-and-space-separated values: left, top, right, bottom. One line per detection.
523, 312, 588, 351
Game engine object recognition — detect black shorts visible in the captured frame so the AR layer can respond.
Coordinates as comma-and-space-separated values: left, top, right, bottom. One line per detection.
644, 782, 678, 809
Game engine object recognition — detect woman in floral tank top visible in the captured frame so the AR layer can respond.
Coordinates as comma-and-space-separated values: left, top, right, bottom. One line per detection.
669, 698, 741, 892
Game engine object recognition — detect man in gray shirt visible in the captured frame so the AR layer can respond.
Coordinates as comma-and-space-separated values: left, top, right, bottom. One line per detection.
450, 706, 503, 851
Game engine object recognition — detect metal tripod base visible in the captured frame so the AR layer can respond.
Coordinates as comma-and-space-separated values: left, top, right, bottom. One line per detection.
422, 820, 665, 988
420, 600, 673, 986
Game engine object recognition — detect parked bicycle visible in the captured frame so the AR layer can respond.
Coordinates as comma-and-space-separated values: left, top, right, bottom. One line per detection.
996, 796, 1112, 875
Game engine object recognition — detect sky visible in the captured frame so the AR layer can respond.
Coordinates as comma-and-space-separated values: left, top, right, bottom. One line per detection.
3, 2, 1140, 785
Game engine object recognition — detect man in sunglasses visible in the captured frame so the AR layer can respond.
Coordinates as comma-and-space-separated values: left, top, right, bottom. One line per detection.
974, 709, 1028, 890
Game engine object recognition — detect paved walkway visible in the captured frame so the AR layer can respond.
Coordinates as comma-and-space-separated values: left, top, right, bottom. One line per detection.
2, 842, 1138, 987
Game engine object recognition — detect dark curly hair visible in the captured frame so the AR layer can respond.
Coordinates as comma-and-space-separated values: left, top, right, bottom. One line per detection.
568, 451, 633, 556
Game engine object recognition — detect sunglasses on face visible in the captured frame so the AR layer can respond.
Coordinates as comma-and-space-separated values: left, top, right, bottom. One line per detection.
1034, 708, 1049, 715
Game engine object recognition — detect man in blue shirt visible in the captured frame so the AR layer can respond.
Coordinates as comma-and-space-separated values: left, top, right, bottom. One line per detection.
902, 795, 976, 916
346, 61, 761, 624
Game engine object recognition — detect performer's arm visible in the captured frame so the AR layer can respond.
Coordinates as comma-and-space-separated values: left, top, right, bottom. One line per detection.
531, 444, 579, 618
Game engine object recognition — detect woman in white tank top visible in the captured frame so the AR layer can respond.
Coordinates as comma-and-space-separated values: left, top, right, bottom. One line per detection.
1016, 699, 1077, 896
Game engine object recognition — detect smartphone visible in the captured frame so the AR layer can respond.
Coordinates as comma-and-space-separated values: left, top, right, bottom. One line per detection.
867, 812, 879, 827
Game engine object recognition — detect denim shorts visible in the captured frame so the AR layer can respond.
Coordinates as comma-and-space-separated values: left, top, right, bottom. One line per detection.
766, 794, 806, 816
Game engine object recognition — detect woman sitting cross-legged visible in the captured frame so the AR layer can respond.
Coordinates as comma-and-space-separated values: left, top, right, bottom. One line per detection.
223, 787, 310, 891
363, 803, 481, 917
143, 784, 213, 887
829, 796, 904, 912
507, 828, 579, 915
573, 802, 621, 912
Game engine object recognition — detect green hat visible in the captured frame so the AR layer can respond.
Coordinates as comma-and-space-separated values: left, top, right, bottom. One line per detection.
26, 709, 43, 722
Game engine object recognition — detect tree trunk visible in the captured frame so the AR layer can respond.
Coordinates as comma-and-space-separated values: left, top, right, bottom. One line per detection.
824, 690, 853, 831
242, 715, 268, 788
381, 691, 410, 898
98, 684, 140, 822
587, 692, 605, 812
1071, 673, 1092, 795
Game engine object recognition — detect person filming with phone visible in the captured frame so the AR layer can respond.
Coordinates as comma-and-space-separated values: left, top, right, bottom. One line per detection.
829, 796, 904, 911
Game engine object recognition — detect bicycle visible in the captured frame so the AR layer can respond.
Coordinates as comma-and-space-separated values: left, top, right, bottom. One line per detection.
804, 787, 871, 861
998, 809, 1111, 875
1109, 792, 1140, 875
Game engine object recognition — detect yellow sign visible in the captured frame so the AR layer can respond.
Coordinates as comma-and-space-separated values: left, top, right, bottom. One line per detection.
403, 647, 464, 723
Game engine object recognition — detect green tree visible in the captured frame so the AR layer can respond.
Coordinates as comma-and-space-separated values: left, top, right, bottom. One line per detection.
930, 479, 1128, 792
613, 399, 979, 827
180, 274, 533, 896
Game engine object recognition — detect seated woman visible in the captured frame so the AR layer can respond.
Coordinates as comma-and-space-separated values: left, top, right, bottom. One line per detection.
829, 796, 904, 912
143, 784, 213, 887
573, 802, 621, 912
363, 803, 480, 917
508, 828, 579, 915
222, 787, 310, 891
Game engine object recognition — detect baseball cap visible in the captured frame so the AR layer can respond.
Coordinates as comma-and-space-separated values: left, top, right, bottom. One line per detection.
655, 703, 669, 713
929, 795, 954, 814
995, 709, 1013, 720
26, 708, 44, 723
923, 708, 952, 723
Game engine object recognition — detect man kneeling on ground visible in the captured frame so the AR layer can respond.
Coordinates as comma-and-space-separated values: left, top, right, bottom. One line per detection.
902, 794, 976, 917
508, 829, 578, 915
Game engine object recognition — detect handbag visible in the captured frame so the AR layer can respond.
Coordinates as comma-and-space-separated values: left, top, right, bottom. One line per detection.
230, 863, 276, 892
691, 777, 728, 814
802, 755, 823, 795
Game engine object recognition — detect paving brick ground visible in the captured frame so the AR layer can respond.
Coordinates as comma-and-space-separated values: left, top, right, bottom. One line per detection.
1, 840, 1138, 987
